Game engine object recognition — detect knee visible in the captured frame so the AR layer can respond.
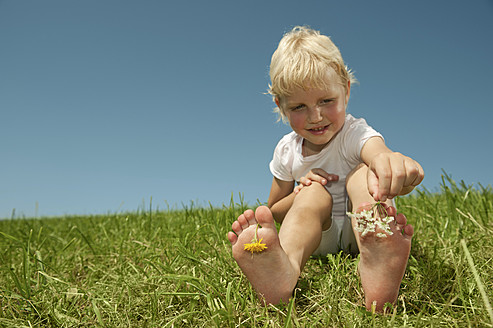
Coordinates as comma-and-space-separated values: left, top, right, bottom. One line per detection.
294, 182, 333, 212
292, 183, 333, 229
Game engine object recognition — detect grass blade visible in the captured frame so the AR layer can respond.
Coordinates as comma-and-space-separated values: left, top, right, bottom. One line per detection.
460, 239, 493, 324
92, 299, 104, 326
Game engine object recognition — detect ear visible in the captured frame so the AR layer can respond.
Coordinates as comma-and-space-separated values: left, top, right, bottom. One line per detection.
275, 97, 281, 109
345, 80, 351, 104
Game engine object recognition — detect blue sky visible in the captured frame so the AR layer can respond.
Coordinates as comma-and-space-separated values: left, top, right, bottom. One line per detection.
1, 0, 492, 218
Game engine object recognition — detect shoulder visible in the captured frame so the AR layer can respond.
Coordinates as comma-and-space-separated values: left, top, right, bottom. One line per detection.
341, 114, 379, 138
274, 131, 300, 153
344, 114, 372, 130
277, 131, 299, 145
270, 131, 299, 181
338, 114, 383, 162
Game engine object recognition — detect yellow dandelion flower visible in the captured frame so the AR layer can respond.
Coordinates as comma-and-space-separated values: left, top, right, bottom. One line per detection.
243, 224, 267, 254
244, 238, 267, 254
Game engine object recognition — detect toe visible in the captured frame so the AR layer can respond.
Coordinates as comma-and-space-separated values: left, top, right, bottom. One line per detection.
394, 213, 407, 231
237, 214, 249, 229
227, 231, 238, 246
385, 205, 397, 217
243, 209, 257, 226
403, 224, 414, 237
254, 206, 276, 228
232, 220, 243, 235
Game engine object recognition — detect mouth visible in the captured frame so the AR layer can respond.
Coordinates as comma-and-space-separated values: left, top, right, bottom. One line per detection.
308, 124, 330, 135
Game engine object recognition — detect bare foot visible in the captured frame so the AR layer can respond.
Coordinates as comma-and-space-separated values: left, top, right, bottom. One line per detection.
227, 206, 299, 305
353, 203, 414, 311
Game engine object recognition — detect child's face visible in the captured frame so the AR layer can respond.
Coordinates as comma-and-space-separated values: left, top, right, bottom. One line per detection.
277, 69, 350, 155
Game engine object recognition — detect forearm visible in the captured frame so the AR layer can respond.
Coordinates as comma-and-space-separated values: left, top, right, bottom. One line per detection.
268, 192, 296, 224
361, 137, 424, 201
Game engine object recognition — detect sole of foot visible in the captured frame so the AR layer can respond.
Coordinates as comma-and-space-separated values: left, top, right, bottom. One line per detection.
227, 206, 299, 305
353, 203, 414, 312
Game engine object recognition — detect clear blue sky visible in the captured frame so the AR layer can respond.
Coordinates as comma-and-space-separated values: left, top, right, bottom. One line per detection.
1, 0, 492, 218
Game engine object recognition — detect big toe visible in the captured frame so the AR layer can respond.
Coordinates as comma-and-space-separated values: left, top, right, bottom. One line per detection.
254, 206, 276, 228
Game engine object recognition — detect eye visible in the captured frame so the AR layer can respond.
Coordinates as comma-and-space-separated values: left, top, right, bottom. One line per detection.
290, 104, 305, 111
320, 99, 334, 105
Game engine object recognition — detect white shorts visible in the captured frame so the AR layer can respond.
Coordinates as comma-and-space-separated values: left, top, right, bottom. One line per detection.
312, 198, 396, 256
312, 215, 359, 256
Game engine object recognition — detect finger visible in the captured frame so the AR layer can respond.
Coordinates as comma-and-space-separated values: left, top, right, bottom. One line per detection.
402, 159, 421, 187
398, 160, 424, 195
294, 185, 303, 194
411, 162, 425, 186
311, 168, 330, 178
305, 170, 327, 185
326, 174, 339, 182
305, 173, 324, 185
388, 156, 406, 198
309, 169, 339, 185
299, 176, 312, 187
367, 168, 381, 201
400, 185, 416, 195
311, 168, 339, 181
371, 157, 391, 202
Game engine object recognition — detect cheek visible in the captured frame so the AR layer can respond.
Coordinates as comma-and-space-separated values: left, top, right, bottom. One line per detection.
288, 113, 305, 130
327, 105, 345, 122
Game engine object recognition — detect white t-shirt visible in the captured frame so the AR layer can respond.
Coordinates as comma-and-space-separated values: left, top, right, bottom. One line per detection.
269, 114, 382, 218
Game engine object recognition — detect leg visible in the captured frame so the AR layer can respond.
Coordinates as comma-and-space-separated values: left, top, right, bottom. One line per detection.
346, 164, 414, 311
227, 183, 332, 305
279, 182, 333, 272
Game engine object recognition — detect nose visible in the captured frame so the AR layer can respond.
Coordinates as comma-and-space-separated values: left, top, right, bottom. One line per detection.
307, 105, 322, 123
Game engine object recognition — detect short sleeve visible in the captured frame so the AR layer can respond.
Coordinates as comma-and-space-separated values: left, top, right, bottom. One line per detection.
341, 116, 383, 165
269, 134, 296, 182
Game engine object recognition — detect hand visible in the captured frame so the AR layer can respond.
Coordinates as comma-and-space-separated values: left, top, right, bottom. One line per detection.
294, 168, 339, 194
367, 152, 424, 201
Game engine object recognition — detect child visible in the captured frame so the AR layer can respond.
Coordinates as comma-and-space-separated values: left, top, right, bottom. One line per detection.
227, 26, 424, 311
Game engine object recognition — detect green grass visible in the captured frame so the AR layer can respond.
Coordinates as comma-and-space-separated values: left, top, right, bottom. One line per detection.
1, 174, 492, 327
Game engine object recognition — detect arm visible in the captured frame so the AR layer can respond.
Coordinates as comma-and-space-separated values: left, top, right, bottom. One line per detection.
293, 169, 339, 194
267, 177, 295, 224
361, 136, 424, 202
268, 170, 339, 222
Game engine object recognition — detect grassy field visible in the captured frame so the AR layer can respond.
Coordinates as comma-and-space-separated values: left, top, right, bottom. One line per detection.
1, 175, 492, 327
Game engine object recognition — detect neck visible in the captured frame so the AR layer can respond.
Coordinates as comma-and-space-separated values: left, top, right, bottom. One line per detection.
302, 140, 328, 157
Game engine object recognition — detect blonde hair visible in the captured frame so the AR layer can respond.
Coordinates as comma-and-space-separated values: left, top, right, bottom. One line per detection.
268, 26, 357, 122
